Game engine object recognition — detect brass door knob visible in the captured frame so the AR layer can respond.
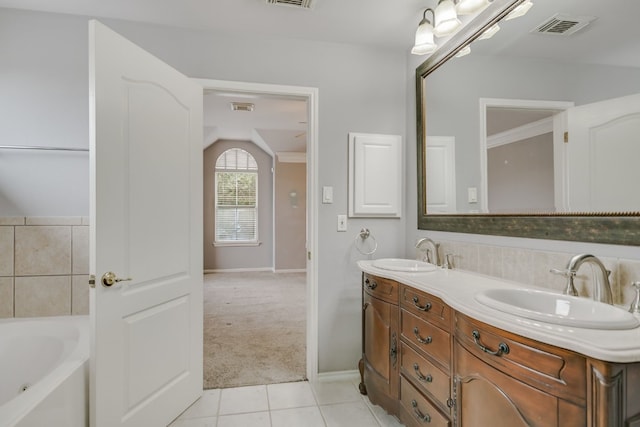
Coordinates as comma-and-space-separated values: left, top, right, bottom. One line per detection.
101, 272, 132, 287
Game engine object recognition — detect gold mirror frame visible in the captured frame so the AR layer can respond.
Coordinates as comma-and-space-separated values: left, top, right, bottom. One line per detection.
416, 0, 640, 246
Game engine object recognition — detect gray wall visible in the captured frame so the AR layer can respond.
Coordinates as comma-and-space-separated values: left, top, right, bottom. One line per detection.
203, 140, 274, 271
487, 134, 554, 213
1, 7, 408, 373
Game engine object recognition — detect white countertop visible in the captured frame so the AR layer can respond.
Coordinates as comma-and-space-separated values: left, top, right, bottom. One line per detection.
358, 260, 640, 363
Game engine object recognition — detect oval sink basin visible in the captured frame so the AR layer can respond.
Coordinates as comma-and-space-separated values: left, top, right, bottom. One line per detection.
372, 258, 437, 273
475, 288, 640, 330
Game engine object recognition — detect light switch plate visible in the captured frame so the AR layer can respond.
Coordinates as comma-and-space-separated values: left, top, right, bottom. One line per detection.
322, 186, 333, 204
468, 187, 478, 203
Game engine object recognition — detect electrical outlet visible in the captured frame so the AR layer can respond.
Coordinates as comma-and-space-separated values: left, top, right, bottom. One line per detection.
337, 214, 347, 232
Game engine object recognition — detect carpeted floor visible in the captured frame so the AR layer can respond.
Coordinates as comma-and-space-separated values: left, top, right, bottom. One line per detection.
203, 271, 307, 389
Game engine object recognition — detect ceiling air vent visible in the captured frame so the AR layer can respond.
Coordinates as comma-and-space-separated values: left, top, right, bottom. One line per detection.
266, 0, 314, 9
230, 102, 255, 112
531, 13, 596, 36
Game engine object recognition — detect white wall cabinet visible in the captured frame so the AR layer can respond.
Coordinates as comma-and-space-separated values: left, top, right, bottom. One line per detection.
348, 133, 402, 218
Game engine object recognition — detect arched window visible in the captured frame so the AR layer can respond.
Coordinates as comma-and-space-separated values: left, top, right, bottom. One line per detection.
214, 148, 258, 243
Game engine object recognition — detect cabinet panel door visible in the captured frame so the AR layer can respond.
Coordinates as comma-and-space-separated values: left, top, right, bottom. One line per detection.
363, 292, 399, 400
455, 341, 586, 427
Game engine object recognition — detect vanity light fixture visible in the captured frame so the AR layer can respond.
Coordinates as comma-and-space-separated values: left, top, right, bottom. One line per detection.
455, 0, 490, 15
434, 0, 462, 37
505, 0, 533, 21
478, 23, 500, 40
411, 8, 438, 55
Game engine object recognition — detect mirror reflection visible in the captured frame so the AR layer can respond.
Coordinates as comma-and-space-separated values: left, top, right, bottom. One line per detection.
423, 0, 640, 215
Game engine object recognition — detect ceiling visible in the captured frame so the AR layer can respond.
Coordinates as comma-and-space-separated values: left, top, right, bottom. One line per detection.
2, 0, 637, 154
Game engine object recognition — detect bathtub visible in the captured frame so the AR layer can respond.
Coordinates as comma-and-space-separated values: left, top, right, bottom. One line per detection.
0, 316, 89, 427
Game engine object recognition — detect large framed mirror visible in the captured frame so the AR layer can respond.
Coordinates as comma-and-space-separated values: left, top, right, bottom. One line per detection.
417, 0, 640, 245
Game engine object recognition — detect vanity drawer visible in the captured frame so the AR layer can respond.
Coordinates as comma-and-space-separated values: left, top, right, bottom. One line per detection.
400, 285, 451, 331
455, 312, 586, 404
401, 342, 451, 412
363, 274, 398, 304
399, 376, 451, 427
401, 309, 451, 369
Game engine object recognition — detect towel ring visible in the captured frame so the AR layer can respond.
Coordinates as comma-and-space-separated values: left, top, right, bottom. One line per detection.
355, 228, 378, 255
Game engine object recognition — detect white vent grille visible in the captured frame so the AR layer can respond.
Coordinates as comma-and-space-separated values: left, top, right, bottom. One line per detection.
266, 0, 314, 9
531, 13, 596, 36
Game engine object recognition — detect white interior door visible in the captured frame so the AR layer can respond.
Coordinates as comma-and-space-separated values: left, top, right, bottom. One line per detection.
89, 21, 203, 427
426, 136, 456, 213
567, 92, 640, 212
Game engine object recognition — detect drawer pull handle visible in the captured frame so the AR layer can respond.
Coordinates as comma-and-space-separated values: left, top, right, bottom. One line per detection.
411, 400, 432, 423
364, 279, 377, 290
472, 330, 510, 356
413, 327, 432, 344
413, 363, 433, 383
412, 296, 432, 312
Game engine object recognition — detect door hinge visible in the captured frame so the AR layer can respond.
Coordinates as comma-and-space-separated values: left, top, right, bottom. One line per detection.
88, 274, 96, 288
308, 251, 311, 260
564, 131, 569, 143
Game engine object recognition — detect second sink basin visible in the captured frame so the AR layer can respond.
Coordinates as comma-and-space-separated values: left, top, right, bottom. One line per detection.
475, 288, 640, 330
372, 258, 437, 273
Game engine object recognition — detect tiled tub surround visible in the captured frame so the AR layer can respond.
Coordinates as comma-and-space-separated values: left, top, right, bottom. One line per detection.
416, 239, 640, 309
0, 217, 89, 318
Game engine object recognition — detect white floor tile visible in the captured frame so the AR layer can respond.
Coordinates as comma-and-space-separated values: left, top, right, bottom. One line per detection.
177, 389, 221, 419
219, 385, 269, 415
311, 379, 364, 405
271, 406, 326, 427
168, 416, 217, 427
320, 401, 381, 427
217, 411, 271, 427
365, 401, 404, 427
267, 381, 317, 410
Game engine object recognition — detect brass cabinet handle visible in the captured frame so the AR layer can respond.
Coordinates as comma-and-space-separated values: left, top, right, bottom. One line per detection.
472, 330, 510, 356
364, 278, 377, 290
413, 363, 433, 383
413, 327, 432, 344
412, 296, 432, 311
411, 400, 431, 423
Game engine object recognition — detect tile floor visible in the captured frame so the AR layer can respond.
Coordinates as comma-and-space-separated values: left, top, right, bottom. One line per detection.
169, 374, 404, 427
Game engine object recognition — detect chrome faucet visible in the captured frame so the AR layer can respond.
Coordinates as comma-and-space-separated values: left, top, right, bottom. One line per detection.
415, 237, 440, 266
551, 254, 613, 304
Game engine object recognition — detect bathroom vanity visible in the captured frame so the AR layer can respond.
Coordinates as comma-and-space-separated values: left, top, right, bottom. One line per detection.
358, 261, 640, 427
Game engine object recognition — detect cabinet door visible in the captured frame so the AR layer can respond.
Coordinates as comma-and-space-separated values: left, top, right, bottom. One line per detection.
455, 341, 584, 427
363, 292, 399, 407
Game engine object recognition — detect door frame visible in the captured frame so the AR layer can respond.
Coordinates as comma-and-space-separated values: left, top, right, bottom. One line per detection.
194, 78, 319, 382
479, 98, 574, 213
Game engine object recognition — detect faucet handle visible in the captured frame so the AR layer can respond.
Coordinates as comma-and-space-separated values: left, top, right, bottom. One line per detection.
443, 253, 454, 270
550, 268, 576, 278
629, 282, 640, 315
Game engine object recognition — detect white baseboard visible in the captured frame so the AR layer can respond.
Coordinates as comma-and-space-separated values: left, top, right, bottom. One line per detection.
316, 370, 360, 383
274, 269, 306, 274
203, 267, 273, 274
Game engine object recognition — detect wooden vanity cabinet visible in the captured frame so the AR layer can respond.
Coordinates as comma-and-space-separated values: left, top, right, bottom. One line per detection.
358, 273, 400, 415
359, 274, 640, 426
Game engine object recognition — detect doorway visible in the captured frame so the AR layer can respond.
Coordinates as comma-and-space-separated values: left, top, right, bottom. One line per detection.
479, 98, 574, 214
195, 78, 318, 387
